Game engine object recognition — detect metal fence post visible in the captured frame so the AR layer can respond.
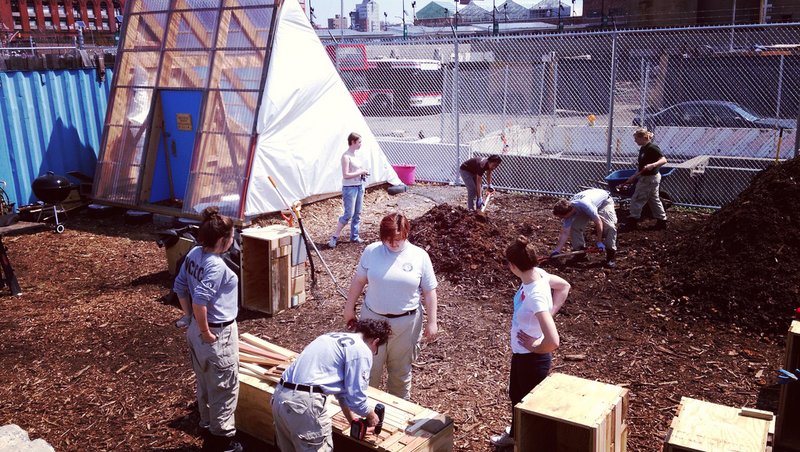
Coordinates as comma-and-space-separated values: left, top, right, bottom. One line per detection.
605, 33, 618, 174
455, 36, 461, 183
502, 64, 509, 130
639, 57, 650, 129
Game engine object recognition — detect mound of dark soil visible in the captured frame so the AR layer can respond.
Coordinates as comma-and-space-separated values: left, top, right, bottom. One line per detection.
409, 203, 539, 291
667, 157, 800, 334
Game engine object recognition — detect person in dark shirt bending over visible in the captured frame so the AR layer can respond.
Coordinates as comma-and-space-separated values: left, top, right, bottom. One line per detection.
459, 154, 502, 210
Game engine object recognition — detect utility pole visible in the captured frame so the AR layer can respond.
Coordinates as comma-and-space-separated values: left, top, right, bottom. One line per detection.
492, 0, 499, 35
403, 0, 407, 39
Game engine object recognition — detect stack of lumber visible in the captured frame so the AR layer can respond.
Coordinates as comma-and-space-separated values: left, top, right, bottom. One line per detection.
235, 333, 453, 451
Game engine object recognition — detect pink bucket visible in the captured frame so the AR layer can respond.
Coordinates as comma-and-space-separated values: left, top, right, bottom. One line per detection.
392, 165, 416, 185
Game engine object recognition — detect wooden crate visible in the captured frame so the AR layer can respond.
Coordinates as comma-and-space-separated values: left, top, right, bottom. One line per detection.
775, 320, 800, 452
664, 397, 774, 452
165, 237, 196, 276
240, 225, 306, 315
515, 372, 628, 452
235, 334, 453, 451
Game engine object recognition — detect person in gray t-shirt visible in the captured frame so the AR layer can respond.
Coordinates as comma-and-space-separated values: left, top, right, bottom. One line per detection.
343, 213, 439, 400
173, 206, 241, 452
552, 188, 618, 268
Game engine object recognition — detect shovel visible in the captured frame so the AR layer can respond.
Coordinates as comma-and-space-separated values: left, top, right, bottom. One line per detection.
538, 246, 601, 265
476, 193, 493, 218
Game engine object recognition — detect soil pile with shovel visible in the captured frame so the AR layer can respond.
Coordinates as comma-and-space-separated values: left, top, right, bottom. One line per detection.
409, 203, 544, 292
667, 157, 800, 335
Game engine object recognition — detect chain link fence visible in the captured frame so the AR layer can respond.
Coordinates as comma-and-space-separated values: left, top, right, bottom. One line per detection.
326, 23, 800, 208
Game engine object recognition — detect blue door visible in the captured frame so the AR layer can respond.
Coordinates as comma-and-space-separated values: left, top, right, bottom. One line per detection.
148, 90, 203, 204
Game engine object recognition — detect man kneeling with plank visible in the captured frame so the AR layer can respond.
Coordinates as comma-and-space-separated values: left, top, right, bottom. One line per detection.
272, 319, 391, 451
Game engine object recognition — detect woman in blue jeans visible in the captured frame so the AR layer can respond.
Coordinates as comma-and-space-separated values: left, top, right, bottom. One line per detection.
490, 235, 571, 449
329, 132, 370, 248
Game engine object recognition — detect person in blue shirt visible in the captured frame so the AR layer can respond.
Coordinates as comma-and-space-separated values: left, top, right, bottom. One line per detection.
551, 188, 618, 268
173, 206, 241, 452
272, 319, 392, 452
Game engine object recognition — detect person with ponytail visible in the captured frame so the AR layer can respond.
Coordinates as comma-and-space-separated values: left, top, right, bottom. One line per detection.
173, 207, 242, 452
490, 236, 571, 449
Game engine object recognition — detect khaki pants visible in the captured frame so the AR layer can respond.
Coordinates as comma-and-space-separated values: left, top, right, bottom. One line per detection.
570, 197, 617, 251
629, 173, 666, 220
187, 320, 239, 437
272, 385, 332, 452
361, 306, 423, 400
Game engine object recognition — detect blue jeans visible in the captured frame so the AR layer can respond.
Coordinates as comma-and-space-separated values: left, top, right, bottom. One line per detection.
338, 184, 364, 240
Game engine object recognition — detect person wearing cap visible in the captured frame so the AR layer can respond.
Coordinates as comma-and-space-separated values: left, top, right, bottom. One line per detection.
551, 188, 618, 268
459, 154, 502, 210
272, 319, 392, 451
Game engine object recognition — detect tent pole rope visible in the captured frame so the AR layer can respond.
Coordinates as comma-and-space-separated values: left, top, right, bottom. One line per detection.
268, 176, 347, 299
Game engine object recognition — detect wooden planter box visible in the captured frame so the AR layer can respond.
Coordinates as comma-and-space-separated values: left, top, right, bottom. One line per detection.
235, 334, 453, 451
240, 225, 306, 315
776, 320, 800, 452
515, 372, 628, 452
663, 397, 774, 452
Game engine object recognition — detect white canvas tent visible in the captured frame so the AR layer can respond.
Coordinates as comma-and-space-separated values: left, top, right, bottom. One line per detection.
92, 0, 400, 222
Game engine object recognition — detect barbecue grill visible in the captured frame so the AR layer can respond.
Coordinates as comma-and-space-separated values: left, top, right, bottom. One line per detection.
31, 171, 74, 233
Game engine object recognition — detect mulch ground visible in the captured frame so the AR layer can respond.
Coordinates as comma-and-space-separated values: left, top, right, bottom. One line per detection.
1, 159, 797, 451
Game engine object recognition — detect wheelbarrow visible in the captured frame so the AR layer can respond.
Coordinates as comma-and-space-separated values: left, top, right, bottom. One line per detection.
603, 167, 675, 218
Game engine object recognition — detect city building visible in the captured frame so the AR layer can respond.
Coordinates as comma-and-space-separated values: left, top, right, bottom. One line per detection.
351, 0, 381, 32
0, 0, 124, 46
328, 14, 348, 29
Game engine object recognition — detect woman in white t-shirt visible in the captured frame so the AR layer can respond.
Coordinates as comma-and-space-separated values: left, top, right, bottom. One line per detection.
490, 236, 571, 449
328, 132, 370, 248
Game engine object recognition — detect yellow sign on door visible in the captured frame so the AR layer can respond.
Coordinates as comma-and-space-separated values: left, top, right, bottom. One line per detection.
176, 113, 193, 131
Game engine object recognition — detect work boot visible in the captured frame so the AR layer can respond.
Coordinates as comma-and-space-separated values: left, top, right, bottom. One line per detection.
653, 219, 667, 230
605, 249, 616, 268
619, 218, 638, 232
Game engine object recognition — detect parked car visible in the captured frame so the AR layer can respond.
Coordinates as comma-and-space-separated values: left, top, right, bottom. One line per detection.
633, 101, 795, 130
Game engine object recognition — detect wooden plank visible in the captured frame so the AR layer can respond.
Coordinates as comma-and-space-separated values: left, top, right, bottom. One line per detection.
776, 320, 800, 452
665, 397, 772, 452
240, 332, 298, 360
239, 352, 285, 367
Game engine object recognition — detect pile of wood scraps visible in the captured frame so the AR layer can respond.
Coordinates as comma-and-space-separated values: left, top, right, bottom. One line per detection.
237, 333, 297, 384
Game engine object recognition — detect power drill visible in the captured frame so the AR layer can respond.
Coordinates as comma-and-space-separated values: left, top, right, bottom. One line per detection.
350, 403, 385, 440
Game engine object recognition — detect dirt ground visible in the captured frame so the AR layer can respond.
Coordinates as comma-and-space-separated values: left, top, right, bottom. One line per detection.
0, 180, 791, 451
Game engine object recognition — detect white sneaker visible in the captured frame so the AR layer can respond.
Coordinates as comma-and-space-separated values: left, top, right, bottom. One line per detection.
327, 237, 337, 248
490, 431, 515, 448
175, 314, 192, 328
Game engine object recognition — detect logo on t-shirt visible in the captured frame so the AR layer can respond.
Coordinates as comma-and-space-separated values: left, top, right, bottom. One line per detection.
402, 263, 413, 272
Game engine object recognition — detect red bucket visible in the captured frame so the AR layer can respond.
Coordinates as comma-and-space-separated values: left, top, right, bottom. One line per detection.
392, 165, 416, 185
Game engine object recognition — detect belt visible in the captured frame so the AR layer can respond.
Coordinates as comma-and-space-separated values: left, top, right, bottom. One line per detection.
367, 304, 417, 319
279, 378, 325, 394
208, 319, 235, 328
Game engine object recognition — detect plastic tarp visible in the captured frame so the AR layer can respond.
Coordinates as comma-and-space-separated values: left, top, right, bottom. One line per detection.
246, 0, 400, 216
